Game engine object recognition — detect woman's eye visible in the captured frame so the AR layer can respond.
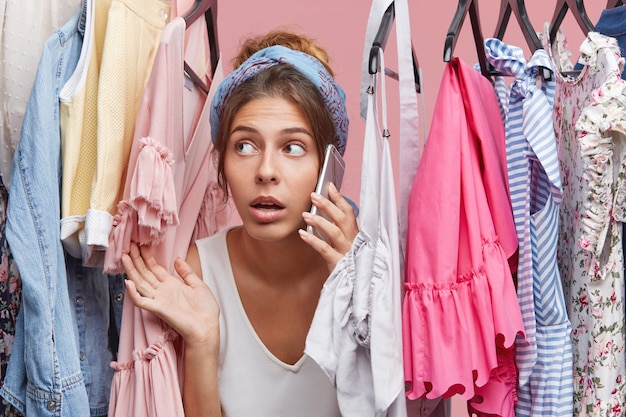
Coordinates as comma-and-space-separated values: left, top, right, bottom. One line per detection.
284, 143, 305, 156
235, 142, 255, 155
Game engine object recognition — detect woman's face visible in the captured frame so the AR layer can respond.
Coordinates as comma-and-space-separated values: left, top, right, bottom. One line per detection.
224, 97, 320, 241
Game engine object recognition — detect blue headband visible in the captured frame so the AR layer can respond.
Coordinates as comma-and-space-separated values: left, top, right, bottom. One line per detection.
209, 45, 349, 155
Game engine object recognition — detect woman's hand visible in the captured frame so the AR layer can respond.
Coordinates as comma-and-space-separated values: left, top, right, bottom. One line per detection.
122, 243, 220, 349
300, 182, 359, 272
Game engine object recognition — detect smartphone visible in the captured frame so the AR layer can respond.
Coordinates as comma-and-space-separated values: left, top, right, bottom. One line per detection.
307, 144, 346, 242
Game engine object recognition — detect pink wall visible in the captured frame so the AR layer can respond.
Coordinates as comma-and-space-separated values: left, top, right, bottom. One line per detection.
217, 2, 607, 416
218, 1, 606, 205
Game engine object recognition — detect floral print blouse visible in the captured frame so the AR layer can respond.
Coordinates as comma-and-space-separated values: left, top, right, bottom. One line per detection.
544, 26, 626, 416
0, 180, 21, 417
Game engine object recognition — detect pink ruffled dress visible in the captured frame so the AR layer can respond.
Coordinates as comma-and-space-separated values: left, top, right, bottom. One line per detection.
402, 57, 525, 416
105, 16, 234, 417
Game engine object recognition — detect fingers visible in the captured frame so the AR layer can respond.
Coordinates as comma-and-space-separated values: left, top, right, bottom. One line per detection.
327, 183, 359, 241
124, 277, 157, 312
327, 182, 352, 211
303, 183, 359, 251
122, 242, 167, 301
301, 183, 360, 272
174, 257, 202, 287
137, 244, 170, 283
298, 228, 344, 268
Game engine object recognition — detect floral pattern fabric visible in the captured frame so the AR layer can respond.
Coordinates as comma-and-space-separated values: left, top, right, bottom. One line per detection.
0, 180, 21, 417
544, 27, 626, 416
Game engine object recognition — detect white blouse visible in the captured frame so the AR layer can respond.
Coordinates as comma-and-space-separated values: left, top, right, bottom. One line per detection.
0, 0, 81, 188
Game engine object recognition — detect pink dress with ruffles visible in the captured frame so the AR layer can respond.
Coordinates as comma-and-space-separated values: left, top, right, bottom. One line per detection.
105, 16, 233, 417
402, 57, 525, 416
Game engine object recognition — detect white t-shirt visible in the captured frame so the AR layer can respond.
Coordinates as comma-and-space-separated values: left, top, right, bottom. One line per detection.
196, 229, 341, 417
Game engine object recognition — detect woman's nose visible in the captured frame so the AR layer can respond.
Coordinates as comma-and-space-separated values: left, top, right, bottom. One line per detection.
255, 153, 279, 184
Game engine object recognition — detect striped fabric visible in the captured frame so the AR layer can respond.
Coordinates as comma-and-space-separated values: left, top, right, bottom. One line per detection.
485, 38, 574, 416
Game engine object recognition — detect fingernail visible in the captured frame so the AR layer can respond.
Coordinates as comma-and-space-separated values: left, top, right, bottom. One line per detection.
298, 229, 308, 238
302, 211, 313, 219
311, 192, 322, 201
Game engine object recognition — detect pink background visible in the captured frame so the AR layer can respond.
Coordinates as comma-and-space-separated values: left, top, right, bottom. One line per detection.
218, 1, 606, 204
217, 2, 607, 416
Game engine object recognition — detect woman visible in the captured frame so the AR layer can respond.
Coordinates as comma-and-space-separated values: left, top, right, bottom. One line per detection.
121, 30, 358, 417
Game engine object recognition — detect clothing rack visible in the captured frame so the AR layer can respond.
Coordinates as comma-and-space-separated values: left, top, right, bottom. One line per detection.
183, 0, 219, 93
368, 2, 421, 93
443, 0, 490, 79
549, 0, 595, 45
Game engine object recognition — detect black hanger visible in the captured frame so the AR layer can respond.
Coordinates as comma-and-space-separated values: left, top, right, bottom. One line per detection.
607, 0, 624, 7
443, 0, 490, 79
183, 0, 220, 94
494, 0, 542, 52
493, 0, 552, 80
549, 0, 595, 45
368, 2, 421, 93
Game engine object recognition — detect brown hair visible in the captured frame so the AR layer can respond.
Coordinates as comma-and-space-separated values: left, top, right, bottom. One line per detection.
214, 30, 339, 196
231, 29, 335, 76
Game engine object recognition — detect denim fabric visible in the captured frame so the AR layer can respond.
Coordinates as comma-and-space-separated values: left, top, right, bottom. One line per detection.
0, 5, 91, 416
108, 274, 125, 357
65, 257, 125, 417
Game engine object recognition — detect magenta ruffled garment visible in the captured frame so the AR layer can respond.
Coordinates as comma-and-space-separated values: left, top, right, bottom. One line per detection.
402, 57, 525, 417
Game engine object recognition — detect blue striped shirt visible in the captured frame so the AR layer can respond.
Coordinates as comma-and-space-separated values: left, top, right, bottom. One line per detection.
485, 38, 574, 417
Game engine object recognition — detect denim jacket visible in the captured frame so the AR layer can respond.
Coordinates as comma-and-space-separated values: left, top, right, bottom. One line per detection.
0, 5, 91, 416
65, 256, 125, 417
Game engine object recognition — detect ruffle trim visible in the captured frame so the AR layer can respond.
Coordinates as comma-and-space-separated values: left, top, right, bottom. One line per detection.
403, 239, 524, 401
578, 32, 624, 74
110, 328, 180, 371
104, 202, 135, 273
539, 23, 573, 73
467, 344, 518, 417
576, 73, 626, 280
192, 181, 229, 242
108, 328, 184, 416
130, 136, 179, 239
103, 137, 179, 273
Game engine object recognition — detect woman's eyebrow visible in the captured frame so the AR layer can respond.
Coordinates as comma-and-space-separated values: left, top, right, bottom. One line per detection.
280, 127, 314, 137
230, 125, 313, 137
230, 125, 258, 135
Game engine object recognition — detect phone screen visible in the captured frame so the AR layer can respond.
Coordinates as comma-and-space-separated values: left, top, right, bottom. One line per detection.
307, 144, 346, 241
